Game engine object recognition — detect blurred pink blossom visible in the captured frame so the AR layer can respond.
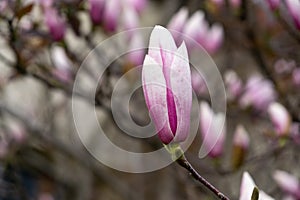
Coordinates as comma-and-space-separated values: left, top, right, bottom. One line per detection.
167, 7, 189, 44
199, 101, 226, 158
292, 68, 300, 86
126, 33, 145, 66
88, 0, 105, 24
268, 102, 291, 136
224, 70, 243, 100
233, 125, 250, 150
239, 75, 277, 111
103, 0, 121, 32
191, 70, 207, 96
273, 170, 300, 198
50, 46, 72, 83
183, 11, 206, 50
122, 4, 139, 35
142, 26, 192, 144
44, 7, 66, 41
203, 23, 224, 54
285, 0, 300, 30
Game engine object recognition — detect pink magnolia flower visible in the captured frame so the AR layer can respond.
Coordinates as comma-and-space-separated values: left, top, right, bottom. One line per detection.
273, 170, 300, 198
142, 26, 192, 144
183, 11, 206, 49
292, 68, 300, 86
103, 0, 121, 32
167, 7, 189, 44
126, 33, 145, 66
44, 7, 66, 41
240, 172, 274, 200
267, 0, 280, 10
267, 102, 291, 136
88, 0, 105, 24
285, 0, 300, 30
50, 46, 72, 83
233, 125, 250, 150
122, 4, 139, 36
199, 101, 226, 158
239, 75, 277, 111
203, 23, 224, 54
224, 70, 242, 100
191, 70, 207, 96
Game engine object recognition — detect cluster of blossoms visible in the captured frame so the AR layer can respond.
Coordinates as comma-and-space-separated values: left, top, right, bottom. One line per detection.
88, 0, 146, 32
167, 8, 224, 54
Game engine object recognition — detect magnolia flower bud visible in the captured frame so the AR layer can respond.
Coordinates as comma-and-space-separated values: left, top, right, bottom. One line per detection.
239, 75, 277, 111
224, 70, 242, 100
126, 33, 145, 66
273, 170, 300, 198
50, 46, 72, 83
267, 102, 291, 136
88, 0, 105, 24
199, 101, 226, 158
44, 8, 66, 41
191, 70, 207, 96
167, 7, 188, 44
232, 125, 249, 169
142, 26, 192, 144
183, 11, 206, 50
103, 0, 121, 32
203, 23, 224, 54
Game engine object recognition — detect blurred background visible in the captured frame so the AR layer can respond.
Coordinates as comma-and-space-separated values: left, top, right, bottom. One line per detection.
0, 0, 300, 199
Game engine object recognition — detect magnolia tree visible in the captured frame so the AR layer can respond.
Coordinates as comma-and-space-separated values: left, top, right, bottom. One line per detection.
0, 0, 300, 199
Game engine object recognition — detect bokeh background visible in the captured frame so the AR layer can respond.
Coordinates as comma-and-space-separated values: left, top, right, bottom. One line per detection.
0, 0, 300, 199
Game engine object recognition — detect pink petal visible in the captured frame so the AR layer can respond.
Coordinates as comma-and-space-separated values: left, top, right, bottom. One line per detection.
103, 0, 120, 32
148, 25, 177, 67
273, 170, 300, 197
167, 7, 188, 44
170, 42, 192, 142
142, 55, 174, 144
183, 11, 206, 49
233, 125, 250, 149
240, 172, 256, 200
199, 102, 226, 157
268, 102, 291, 136
240, 172, 275, 200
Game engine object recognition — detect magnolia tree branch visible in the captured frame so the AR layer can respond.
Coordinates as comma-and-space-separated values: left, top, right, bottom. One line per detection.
176, 155, 230, 200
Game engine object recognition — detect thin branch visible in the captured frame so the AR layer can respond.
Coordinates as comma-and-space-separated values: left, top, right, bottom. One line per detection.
176, 155, 230, 200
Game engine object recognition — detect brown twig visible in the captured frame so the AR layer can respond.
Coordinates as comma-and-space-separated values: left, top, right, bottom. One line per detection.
176, 155, 230, 200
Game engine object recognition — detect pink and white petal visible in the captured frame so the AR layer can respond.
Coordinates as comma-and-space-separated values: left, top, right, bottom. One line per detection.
148, 25, 177, 67
142, 55, 173, 143
170, 42, 192, 142
239, 172, 256, 200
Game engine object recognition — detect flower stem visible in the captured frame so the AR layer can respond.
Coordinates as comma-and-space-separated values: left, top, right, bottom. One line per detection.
176, 155, 230, 200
